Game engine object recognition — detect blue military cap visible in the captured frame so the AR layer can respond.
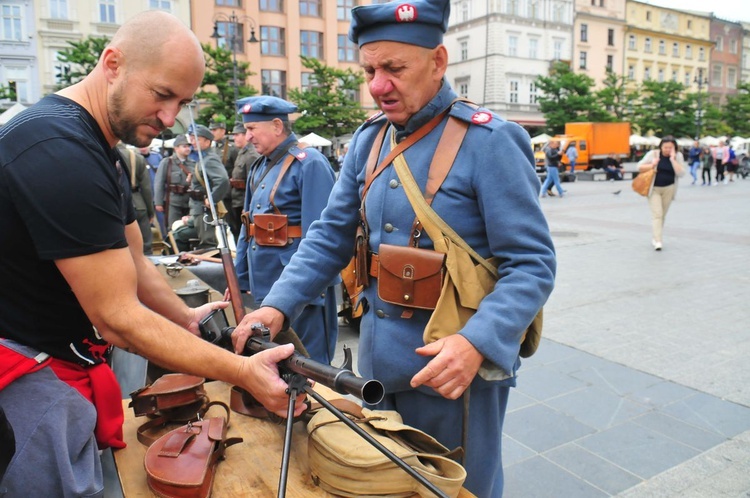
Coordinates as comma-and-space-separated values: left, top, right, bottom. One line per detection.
349, 0, 450, 49
236, 96, 298, 123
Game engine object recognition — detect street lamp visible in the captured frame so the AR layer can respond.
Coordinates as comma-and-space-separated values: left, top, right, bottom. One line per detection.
210, 11, 259, 105
693, 68, 708, 140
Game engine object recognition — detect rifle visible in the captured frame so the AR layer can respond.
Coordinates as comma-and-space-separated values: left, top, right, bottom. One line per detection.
186, 105, 448, 498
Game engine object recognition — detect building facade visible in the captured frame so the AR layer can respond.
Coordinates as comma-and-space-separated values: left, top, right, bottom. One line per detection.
624, 1, 712, 92
1, 0, 39, 108
707, 16, 743, 105
742, 22, 750, 84
445, 0, 574, 129
572, 0, 627, 88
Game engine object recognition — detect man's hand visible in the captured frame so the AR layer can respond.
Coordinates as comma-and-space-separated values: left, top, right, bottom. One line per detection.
410, 334, 484, 400
155, 205, 164, 213
232, 306, 285, 354
185, 301, 230, 336
237, 344, 308, 418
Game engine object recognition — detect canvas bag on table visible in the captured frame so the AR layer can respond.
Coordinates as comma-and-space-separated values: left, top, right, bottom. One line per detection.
306, 400, 466, 498
389, 117, 543, 376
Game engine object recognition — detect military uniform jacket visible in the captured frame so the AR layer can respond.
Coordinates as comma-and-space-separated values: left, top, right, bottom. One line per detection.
231, 145, 260, 209
235, 135, 337, 303
188, 148, 230, 216
117, 145, 154, 218
154, 155, 194, 209
215, 138, 238, 177
261, 83, 556, 393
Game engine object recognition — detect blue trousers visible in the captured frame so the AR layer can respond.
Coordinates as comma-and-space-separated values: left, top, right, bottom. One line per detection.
540, 166, 564, 196
377, 385, 510, 498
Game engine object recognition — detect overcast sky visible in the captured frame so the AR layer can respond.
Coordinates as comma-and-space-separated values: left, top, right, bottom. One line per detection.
642, 0, 750, 24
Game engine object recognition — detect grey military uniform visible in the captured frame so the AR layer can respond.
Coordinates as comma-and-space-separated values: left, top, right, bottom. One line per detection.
154, 154, 193, 231
189, 148, 230, 249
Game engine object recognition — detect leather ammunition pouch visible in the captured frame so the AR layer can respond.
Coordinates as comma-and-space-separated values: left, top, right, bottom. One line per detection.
168, 184, 189, 195
371, 244, 445, 310
187, 188, 205, 200
144, 404, 242, 498
229, 178, 246, 190
240, 212, 302, 246
129, 373, 210, 446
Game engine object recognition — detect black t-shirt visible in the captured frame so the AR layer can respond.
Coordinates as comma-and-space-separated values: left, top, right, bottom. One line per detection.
654, 154, 677, 187
0, 95, 136, 365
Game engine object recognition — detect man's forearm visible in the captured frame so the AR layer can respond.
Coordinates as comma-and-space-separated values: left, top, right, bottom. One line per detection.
135, 254, 192, 328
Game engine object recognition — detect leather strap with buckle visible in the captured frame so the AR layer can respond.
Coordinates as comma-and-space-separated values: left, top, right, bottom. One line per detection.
243, 222, 302, 240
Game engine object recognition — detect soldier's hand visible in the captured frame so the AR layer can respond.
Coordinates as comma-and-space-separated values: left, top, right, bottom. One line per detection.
232, 306, 285, 354
155, 205, 164, 213
410, 334, 484, 400
185, 301, 230, 337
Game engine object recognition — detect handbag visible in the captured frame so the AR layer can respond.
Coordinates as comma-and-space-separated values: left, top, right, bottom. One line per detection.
144, 404, 242, 498
376, 244, 445, 310
307, 402, 466, 498
390, 123, 544, 368
632, 167, 655, 196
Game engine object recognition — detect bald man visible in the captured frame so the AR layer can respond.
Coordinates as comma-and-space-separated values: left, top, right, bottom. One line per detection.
0, 11, 306, 496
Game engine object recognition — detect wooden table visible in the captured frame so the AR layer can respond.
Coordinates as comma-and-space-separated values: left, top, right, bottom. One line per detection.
114, 381, 474, 497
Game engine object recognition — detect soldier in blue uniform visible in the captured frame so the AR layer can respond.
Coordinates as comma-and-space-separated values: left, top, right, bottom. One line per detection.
234, 96, 339, 364
231, 2, 555, 496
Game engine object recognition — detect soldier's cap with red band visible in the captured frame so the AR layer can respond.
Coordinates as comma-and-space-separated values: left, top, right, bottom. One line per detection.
236, 95, 298, 123
349, 0, 450, 49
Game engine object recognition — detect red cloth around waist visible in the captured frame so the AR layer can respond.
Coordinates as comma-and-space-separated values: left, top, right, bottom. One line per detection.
0, 342, 51, 391
48, 358, 126, 450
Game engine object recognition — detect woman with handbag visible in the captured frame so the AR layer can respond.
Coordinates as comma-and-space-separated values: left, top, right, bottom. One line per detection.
637, 136, 685, 251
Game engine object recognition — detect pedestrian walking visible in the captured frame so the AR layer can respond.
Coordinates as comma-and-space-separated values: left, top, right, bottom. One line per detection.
540, 139, 565, 197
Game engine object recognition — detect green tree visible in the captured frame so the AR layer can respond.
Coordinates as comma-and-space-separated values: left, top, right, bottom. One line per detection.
700, 101, 733, 137
55, 36, 110, 89
596, 71, 638, 122
287, 56, 367, 140
633, 80, 693, 137
535, 61, 610, 134
195, 43, 258, 125
0, 82, 16, 101
720, 82, 750, 136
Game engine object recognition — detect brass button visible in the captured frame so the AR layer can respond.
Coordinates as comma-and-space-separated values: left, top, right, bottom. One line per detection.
389, 179, 399, 189
384, 223, 394, 233
375, 309, 385, 318
404, 294, 411, 301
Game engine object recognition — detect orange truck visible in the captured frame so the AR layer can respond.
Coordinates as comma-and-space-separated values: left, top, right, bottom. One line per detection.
535, 122, 631, 173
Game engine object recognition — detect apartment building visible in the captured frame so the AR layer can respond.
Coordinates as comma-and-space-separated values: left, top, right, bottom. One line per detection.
624, 1, 712, 92
445, 0, 574, 129
742, 22, 750, 84
708, 16, 743, 105
572, 0, 626, 87
1, 0, 40, 108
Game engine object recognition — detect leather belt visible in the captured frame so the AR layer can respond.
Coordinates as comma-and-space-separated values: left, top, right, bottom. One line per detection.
245, 223, 302, 239
369, 253, 380, 278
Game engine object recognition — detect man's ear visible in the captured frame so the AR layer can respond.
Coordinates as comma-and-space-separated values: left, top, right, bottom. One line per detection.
433, 45, 448, 80
100, 47, 123, 82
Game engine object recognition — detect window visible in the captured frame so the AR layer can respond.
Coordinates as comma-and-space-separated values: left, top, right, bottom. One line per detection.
528, 38, 538, 59
644, 37, 652, 52
507, 0, 519, 16
716, 37, 723, 52
299, 0, 321, 17
730, 39, 737, 54
529, 82, 538, 104
684, 71, 690, 86
260, 0, 283, 12
1, 4, 22, 41
579, 51, 587, 69
607, 29, 614, 46
149, 0, 172, 10
301, 72, 316, 92
528, 0, 539, 19
509, 80, 519, 103
599, 0, 604, 5
686, 44, 692, 59
460, 40, 468, 61
658, 40, 665, 55
711, 64, 722, 86
728, 67, 737, 88
580, 24, 588, 43
644, 66, 651, 79
508, 35, 518, 57
552, 2, 564, 23
591, 0, 595, 4
216, 22, 246, 53
337, 35, 357, 62
459, 0, 469, 21
456, 78, 469, 98
4, 67, 29, 103
553, 40, 563, 60
98, 0, 116, 23
50, 0, 68, 19
260, 26, 285, 56
262, 70, 286, 98
646, 11, 651, 21
672, 42, 679, 57
671, 70, 677, 82
628, 34, 636, 50
216, 0, 241, 5
628, 65, 635, 80
606, 55, 613, 71
658, 68, 664, 82
699, 47, 705, 61
687, 20, 692, 29
300, 31, 323, 59
337, 0, 355, 21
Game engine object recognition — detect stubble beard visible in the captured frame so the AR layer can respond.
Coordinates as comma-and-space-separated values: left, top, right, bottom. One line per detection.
108, 81, 162, 148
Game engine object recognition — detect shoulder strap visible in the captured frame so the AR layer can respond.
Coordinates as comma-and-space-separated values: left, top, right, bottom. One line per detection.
128, 149, 137, 188
391, 120, 498, 277
268, 147, 304, 214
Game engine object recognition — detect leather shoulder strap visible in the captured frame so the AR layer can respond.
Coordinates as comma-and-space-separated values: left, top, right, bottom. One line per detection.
268, 144, 306, 213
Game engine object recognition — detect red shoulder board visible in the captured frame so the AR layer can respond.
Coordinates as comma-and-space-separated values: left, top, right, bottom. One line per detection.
296, 151, 307, 160
471, 112, 492, 125
396, 4, 418, 23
